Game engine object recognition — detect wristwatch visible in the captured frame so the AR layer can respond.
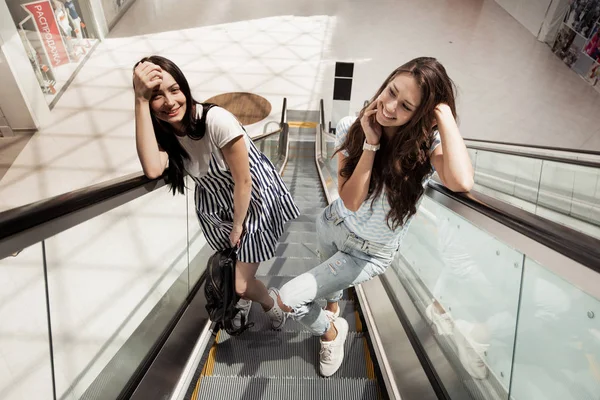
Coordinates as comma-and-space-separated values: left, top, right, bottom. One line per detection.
363, 140, 380, 152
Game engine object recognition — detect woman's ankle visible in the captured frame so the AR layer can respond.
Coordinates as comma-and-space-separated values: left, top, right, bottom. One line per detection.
325, 302, 339, 313
321, 322, 338, 342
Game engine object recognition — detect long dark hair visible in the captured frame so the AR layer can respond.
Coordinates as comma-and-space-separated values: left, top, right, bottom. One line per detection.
336, 57, 458, 230
134, 55, 203, 195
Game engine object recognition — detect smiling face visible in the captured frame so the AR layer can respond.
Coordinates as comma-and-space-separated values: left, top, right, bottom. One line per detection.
375, 73, 422, 131
149, 71, 187, 129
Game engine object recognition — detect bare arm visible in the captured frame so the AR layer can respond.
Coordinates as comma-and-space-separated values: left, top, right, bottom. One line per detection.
221, 136, 252, 246
337, 151, 377, 212
430, 104, 474, 192
337, 101, 381, 212
133, 62, 168, 179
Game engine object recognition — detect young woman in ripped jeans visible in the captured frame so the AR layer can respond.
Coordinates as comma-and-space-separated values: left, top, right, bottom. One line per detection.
269, 57, 475, 377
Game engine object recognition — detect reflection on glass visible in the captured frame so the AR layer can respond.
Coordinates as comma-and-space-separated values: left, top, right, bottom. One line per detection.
43, 188, 190, 399
255, 131, 281, 166
510, 258, 600, 400
0, 243, 53, 400
471, 149, 600, 239
324, 132, 337, 173
392, 197, 524, 400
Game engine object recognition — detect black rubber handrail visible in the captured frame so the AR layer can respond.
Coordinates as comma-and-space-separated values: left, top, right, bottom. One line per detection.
464, 138, 600, 156
280, 97, 287, 125
427, 180, 600, 274
0, 124, 286, 245
320, 98, 325, 128
468, 144, 600, 169
0, 172, 160, 243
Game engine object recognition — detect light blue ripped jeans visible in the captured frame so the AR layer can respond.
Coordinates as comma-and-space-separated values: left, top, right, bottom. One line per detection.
278, 203, 399, 336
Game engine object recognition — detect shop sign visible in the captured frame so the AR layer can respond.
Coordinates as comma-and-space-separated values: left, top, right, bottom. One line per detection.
22, 0, 70, 67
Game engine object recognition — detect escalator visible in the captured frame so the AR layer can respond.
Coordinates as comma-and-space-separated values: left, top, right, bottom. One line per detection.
183, 138, 380, 399
1, 100, 599, 400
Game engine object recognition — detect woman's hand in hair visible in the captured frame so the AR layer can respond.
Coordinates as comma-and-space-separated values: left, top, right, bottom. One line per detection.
434, 103, 454, 124
360, 101, 382, 146
133, 61, 163, 102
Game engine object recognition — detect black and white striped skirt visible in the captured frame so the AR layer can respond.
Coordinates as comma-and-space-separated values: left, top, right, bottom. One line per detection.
194, 143, 300, 263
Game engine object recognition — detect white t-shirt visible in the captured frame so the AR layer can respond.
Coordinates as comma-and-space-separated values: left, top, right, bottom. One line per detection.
332, 116, 441, 246
176, 106, 251, 179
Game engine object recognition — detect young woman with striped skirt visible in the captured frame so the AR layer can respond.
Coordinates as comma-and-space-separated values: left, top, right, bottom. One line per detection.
132, 55, 299, 330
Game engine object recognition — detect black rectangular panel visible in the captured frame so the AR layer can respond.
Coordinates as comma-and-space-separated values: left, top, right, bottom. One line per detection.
335, 62, 354, 78
333, 77, 352, 101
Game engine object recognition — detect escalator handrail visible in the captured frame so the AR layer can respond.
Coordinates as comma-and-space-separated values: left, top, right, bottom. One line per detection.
427, 179, 600, 273
467, 144, 600, 169
464, 137, 600, 157
315, 114, 600, 274
0, 123, 287, 259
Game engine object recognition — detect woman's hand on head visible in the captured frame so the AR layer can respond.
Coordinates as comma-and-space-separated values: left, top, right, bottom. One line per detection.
360, 101, 382, 146
133, 61, 163, 102
434, 103, 453, 122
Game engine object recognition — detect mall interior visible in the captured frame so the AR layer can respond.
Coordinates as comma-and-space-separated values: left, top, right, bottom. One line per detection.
0, 0, 599, 399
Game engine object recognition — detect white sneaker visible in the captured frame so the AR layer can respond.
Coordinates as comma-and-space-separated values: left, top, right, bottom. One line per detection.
266, 288, 287, 330
324, 304, 341, 322
232, 299, 252, 330
319, 317, 349, 377
454, 320, 489, 380
425, 303, 454, 336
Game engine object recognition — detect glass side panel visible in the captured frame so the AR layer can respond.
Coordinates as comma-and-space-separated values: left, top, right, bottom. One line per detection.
510, 257, 600, 400
255, 131, 281, 166
43, 187, 190, 400
0, 243, 54, 400
391, 196, 525, 400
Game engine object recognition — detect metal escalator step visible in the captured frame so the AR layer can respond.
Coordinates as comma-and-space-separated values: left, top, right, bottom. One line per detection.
283, 174, 319, 181
281, 180, 322, 188
194, 376, 378, 400
256, 276, 351, 300
287, 214, 319, 223
283, 178, 321, 185
294, 205, 326, 215
279, 231, 319, 244
289, 192, 325, 202
285, 221, 318, 233
212, 331, 368, 378
276, 243, 319, 259
257, 257, 320, 276
291, 195, 327, 204
247, 299, 357, 332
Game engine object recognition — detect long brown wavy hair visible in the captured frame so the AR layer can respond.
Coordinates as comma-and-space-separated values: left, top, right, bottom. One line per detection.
336, 57, 457, 230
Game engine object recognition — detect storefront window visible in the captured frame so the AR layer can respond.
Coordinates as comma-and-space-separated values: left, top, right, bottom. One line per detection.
552, 0, 600, 93
6, 0, 99, 104
102, 0, 134, 28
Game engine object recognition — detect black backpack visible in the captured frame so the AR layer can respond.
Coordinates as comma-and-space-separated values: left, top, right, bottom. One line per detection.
204, 248, 253, 336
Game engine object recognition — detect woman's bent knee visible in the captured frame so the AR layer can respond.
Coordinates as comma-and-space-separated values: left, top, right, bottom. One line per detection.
235, 279, 248, 298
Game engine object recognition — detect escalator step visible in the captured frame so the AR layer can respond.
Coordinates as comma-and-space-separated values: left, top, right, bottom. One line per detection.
247, 299, 358, 332
257, 257, 320, 276
193, 376, 378, 400
275, 242, 319, 259
286, 214, 320, 223
290, 194, 328, 204
281, 181, 322, 189
293, 204, 326, 215
284, 221, 319, 233
211, 331, 369, 378
279, 231, 319, 244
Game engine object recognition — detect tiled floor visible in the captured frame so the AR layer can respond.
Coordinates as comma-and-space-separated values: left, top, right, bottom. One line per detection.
1, 0, 600, 211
